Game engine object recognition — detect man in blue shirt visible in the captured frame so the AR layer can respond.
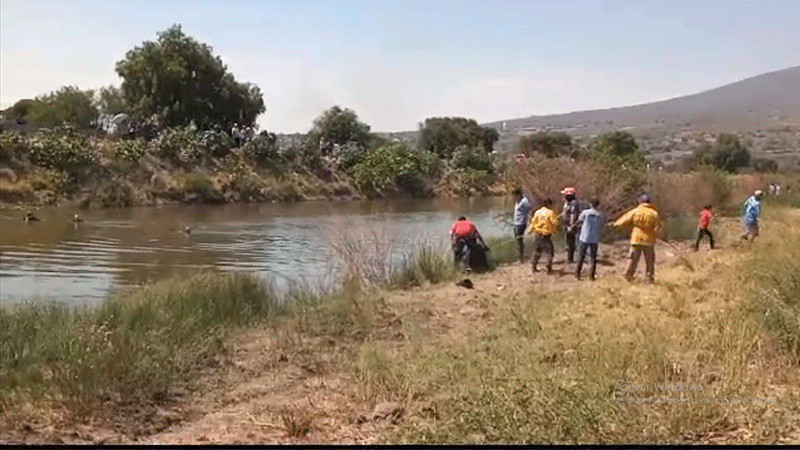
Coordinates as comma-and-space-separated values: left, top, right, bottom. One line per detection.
512, 188, 532, 262
574, 198, 604, 280
740, 190, 763, 242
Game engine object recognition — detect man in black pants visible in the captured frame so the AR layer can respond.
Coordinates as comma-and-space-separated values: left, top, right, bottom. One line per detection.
694, 204, 714, 251
561, 187, 581, 264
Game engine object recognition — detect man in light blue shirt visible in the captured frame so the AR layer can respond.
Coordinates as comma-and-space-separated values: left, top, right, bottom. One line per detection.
740, 190, 763, 241
574, 198, 604, 280
512, 188, 532, 262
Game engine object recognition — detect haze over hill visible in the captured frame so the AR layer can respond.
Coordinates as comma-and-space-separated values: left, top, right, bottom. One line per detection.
486, 65, 800, 137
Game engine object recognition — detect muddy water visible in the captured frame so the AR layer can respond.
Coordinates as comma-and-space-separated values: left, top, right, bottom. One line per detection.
0, 198, 513, 304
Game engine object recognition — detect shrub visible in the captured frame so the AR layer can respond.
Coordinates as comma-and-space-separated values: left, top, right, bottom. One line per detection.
112, 138, 147, 162
242, 131, 280, 166
152, 127, 204, 166
452, 145, 494, 173
352, 143, 439, 196
199, 129, 235, 158
438, 168, 491, 197
180, 171, 217, 198
517, 132, 573, 158
0, 132, 28, 164
692, 134, 751, 173
28, 126, 99, 180
335, 141, 369, 172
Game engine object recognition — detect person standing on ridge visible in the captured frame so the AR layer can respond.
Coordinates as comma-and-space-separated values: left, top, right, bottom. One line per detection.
611, 194, 662, 283
740, 190, 763, 242
574, 198, 604, 281
693, 205, 715, 251
528, 198, 560, 274
512, 188, 532, 263
561, 187, 581, 264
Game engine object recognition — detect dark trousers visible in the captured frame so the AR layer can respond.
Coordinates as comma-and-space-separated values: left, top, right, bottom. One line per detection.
576, 241, 598, 279
514, 224, 527, 262
626, 244, 655, 282
452, 237, 476, 267
565, 230, 578, 263
532, 234, 554, 272
694, 228, 714, 250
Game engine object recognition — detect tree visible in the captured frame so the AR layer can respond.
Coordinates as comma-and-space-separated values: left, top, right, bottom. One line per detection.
589, 131, 640, 159
692, 134, 751, 173
4, 99, 35, 123
517, 132, 572, 158
26, 86, 97, 129
97, 85, 129, 116
115, 25, 265, 130
418, 117, 498, 159
304, 106, 371, 157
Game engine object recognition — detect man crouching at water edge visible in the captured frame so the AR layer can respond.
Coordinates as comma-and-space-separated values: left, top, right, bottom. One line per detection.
450, 216, 488, 271
528, 198, 560, 274
611, 194, 662, 283
512, 188, 533, 263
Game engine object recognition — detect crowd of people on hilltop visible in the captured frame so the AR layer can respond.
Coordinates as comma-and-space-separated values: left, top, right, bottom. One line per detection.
449, 185, 769, 282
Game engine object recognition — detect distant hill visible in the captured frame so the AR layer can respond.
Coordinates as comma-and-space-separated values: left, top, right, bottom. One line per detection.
487, 66, 800, 137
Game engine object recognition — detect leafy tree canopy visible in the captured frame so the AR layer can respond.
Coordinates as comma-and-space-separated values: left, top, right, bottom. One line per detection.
115, 24, 265, 130
305, 106, 371, 157
97, 85, 129, 116
692, 133, 751, 173
26, 86, 98, 129
418, 117, 498, 159
517, 132, 572, 158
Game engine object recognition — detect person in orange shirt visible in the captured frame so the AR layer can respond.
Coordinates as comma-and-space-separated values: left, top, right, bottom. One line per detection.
693, 205, 714, 251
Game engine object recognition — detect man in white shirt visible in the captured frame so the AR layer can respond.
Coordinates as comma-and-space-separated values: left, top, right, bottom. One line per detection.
512, 188, 532, 263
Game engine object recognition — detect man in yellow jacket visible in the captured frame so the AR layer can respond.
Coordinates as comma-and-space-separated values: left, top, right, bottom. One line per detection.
528, 198, 560, 274
611, 194, 662, 283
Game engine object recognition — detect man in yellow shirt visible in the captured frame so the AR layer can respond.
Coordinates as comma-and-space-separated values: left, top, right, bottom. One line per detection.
611, 194, 662, 283
528, 198, 560, 274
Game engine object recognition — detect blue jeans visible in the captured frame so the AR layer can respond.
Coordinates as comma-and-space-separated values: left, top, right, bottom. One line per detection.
576, 241, 598, 279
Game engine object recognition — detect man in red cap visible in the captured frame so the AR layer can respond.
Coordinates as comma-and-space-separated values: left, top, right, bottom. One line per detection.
561, 187, 581, 264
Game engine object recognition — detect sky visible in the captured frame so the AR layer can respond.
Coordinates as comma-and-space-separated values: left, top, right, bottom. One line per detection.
2, 0, 799, 133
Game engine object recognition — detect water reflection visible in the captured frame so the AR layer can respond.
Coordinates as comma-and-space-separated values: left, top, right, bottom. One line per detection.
0, 197, 513, 304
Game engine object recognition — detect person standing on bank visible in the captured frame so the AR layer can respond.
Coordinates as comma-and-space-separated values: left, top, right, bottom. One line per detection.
693, 204, 714, 251
561, 187, 581, 264
528, 198, 560, 274
574, 198, 604, 281
740, 190, 763, 242
512, 188, 532, 263
612, 194, 662, 283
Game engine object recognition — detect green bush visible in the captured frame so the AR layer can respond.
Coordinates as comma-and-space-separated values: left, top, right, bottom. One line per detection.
112, 138, 147, 162
452, 145, 494, 173
0, 132, 28, 163
180, 171, 217, 198
439, 167, 491, 196
199, 129, 234, 158
352, 143, 439, 196
242, 131, 280, 166
335, 141, 369, 172
153, 127, 204, 166
28, 127, 99, 179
